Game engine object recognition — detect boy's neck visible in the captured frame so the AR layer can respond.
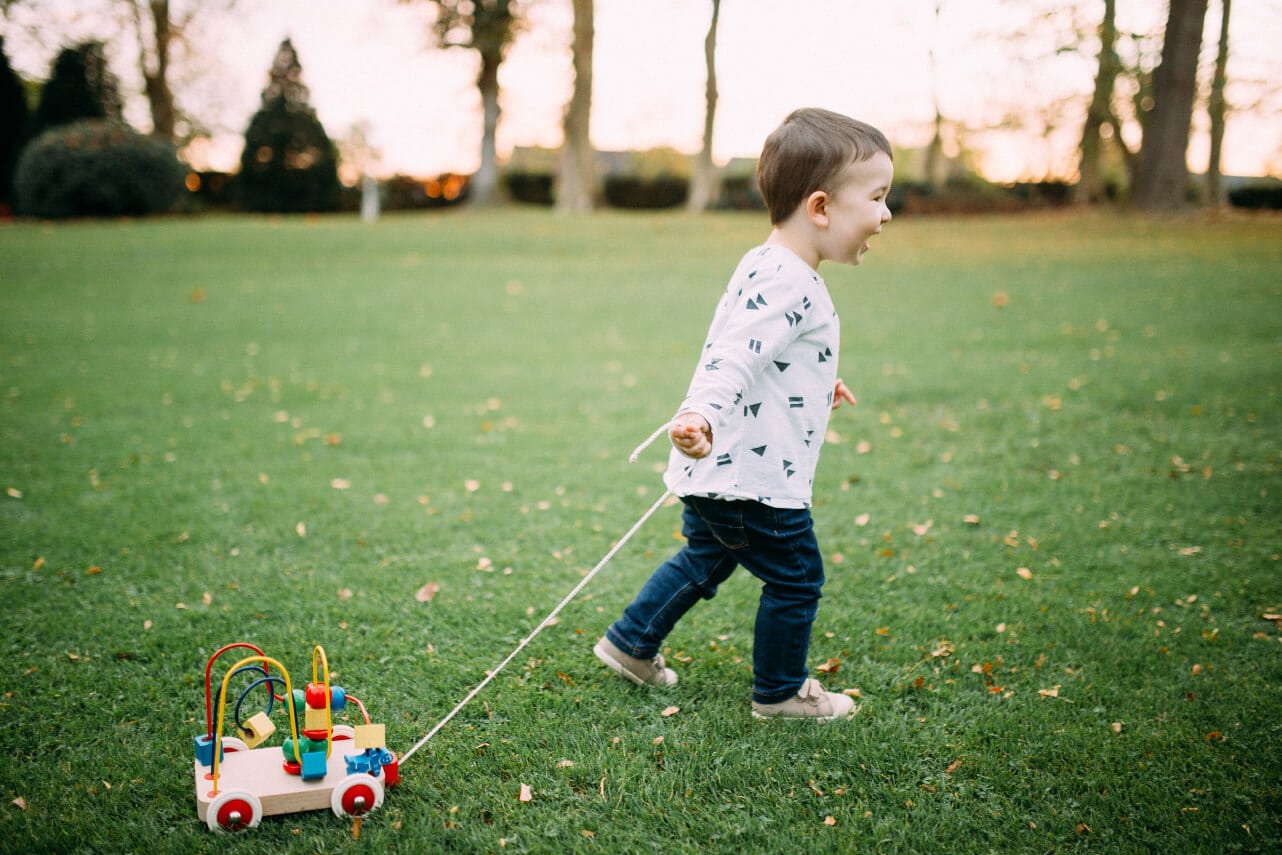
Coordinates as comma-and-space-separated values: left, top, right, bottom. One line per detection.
764, 224, 821, 272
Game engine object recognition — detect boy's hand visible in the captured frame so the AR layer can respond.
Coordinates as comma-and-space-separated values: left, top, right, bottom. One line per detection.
832, 378, 857, 410
670, 412, 713, 459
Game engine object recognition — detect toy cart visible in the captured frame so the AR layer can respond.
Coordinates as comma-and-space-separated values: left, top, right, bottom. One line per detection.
194, 643, 399, 832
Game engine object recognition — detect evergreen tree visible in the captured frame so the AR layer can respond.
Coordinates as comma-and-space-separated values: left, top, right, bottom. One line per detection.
237, 38, 338, 213
27, 41, 123, 142
0, 37, 30, 206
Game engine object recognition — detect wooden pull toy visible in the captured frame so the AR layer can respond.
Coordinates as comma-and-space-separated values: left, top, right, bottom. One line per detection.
193, 643, 399, 832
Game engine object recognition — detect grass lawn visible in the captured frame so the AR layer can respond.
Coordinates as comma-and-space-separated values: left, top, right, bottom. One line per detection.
1, 208, 1279, 853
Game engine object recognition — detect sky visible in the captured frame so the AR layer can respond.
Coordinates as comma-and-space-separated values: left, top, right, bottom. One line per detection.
5, 0, 1281, 182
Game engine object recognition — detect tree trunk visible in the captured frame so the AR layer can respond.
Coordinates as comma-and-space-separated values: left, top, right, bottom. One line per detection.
472, 47, 502, 206
1206, 0, 1231, 205
1133, 0, 1209, 212
130, 0, 176, 140
687, 0, 720, 213
557, 0, 595, 213
1074, 0, 1118, 204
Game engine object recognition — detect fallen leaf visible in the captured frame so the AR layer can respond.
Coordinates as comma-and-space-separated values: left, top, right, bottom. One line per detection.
331, 478, 351, 490
945, 759, 962, 774
556, 760, 574, 768
87, 565, 102, 575
963, 514, 981, 525
855, 513, 870, 527
202, 591, 212, 605
816, 657, 842, 674
337, 588, 353, 600
1016, 567, 1033, 580
143, 620, 152, 631
325, 433, 342, 446
296, 522, 307, 537
652, 736, 664, 745
1039, 686, 1060, 698
518, 784, 532, 803
912, 520, 934, 536
824, 816, 837, 826
991, 291, 1009, 308
581, 830, 596, 839
416, 582, 440, 603
1111, 722, 1123, 734
661, 706, 680, 717
465, 479, 481, 492
12, 797, 27, 810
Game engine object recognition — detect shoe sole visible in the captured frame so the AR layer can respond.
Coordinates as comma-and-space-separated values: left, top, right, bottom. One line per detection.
750, 708, 852, 722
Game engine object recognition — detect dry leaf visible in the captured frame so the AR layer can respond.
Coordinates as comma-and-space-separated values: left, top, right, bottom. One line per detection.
1111, 722, 1123, 734
963, 514, 981, 525
464, 479, 481, 493
556, 760, 574, 768
816, 657, 842, 674
201, 591, 212, 605
337, 588, 353, 600
12, 797, 27, 810
296, 522, 307, 537
652, 736, 664, 745
1039, 686, 1060, 698
32, 556, 44, 570
661, 706, 680, 717
1016, 567, 1033, 580
87, 565, 102, 575
945, 759, 962, 774
518, 784, 532, 803
7, 487, 22, 499
824, 816, 837, 826
581, 830, 596, 839
855, 513, 870, 527
331, 478, 351, 490
416, 581, 440, 603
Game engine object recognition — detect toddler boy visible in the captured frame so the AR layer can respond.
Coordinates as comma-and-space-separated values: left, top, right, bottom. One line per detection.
595, 108, 894, 719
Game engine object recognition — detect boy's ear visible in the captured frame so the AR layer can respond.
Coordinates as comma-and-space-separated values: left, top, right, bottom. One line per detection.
806, 190, 830, 227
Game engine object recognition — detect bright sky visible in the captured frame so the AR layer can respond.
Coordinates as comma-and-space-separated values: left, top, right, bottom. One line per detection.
6, 0, 1281, 181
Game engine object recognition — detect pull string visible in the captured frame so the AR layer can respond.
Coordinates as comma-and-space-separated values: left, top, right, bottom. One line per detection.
399, 439, 674, 766
629, 420, 673, 463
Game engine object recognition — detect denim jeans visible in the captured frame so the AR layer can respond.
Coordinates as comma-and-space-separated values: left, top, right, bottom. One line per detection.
605, 495, 825, 704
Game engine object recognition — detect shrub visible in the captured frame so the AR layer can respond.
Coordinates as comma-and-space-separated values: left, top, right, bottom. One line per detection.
505, 171, 554, 206
603, 174, 688, 209
14, 119, 184, 218
1229, 182, 1282, 211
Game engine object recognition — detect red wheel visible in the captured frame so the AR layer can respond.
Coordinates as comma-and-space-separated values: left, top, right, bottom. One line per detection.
206, 790, 262, 832
331, 773, 384, 818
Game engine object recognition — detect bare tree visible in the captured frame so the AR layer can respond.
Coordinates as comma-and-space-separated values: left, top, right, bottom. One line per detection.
687, 0, 720, 213
1133, 0, 1209, 211
556, 0, 594, 213
403, 0, 521, 206
1074, 0, 1120, 204
1205, 0, 1231, 204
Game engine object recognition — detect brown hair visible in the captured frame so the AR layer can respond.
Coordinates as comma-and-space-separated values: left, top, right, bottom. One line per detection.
756, 108, 893, 225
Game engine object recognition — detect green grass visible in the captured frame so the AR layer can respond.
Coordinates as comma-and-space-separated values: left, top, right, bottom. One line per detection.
1, 209, 1279, 853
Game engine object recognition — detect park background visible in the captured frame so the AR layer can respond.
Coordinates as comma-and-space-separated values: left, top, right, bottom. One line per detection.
1, 1, 1281, 852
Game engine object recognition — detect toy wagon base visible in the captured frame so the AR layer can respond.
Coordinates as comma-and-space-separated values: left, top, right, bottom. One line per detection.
195, 744, 384, 827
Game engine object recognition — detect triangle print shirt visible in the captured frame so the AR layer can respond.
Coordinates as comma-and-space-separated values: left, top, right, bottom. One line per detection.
664, 244, 840, 509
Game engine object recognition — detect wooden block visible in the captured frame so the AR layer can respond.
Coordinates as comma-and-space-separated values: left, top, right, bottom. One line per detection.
239, 712, 276, 749
354, 723, 386, 750
304, 705, 329, 733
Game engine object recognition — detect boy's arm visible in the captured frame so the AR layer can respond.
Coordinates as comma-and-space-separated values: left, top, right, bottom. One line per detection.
832, 378, 856, 409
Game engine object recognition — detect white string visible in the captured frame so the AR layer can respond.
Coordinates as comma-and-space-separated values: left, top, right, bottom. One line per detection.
629, 420, 673, 463
399, 485, 674, 766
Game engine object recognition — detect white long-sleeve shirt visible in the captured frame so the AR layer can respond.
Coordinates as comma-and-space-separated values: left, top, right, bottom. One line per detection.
664, 244, 840, 509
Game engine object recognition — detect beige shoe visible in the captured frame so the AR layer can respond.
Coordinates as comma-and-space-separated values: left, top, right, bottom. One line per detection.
751, 678, 855, 721
594, 636, 679, 687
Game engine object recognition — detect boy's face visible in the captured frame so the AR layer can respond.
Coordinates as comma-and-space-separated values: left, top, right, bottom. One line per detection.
817, 152, 894, 267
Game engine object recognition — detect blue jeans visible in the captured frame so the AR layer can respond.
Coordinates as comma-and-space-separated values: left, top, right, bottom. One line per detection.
605, 495, 825, 704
